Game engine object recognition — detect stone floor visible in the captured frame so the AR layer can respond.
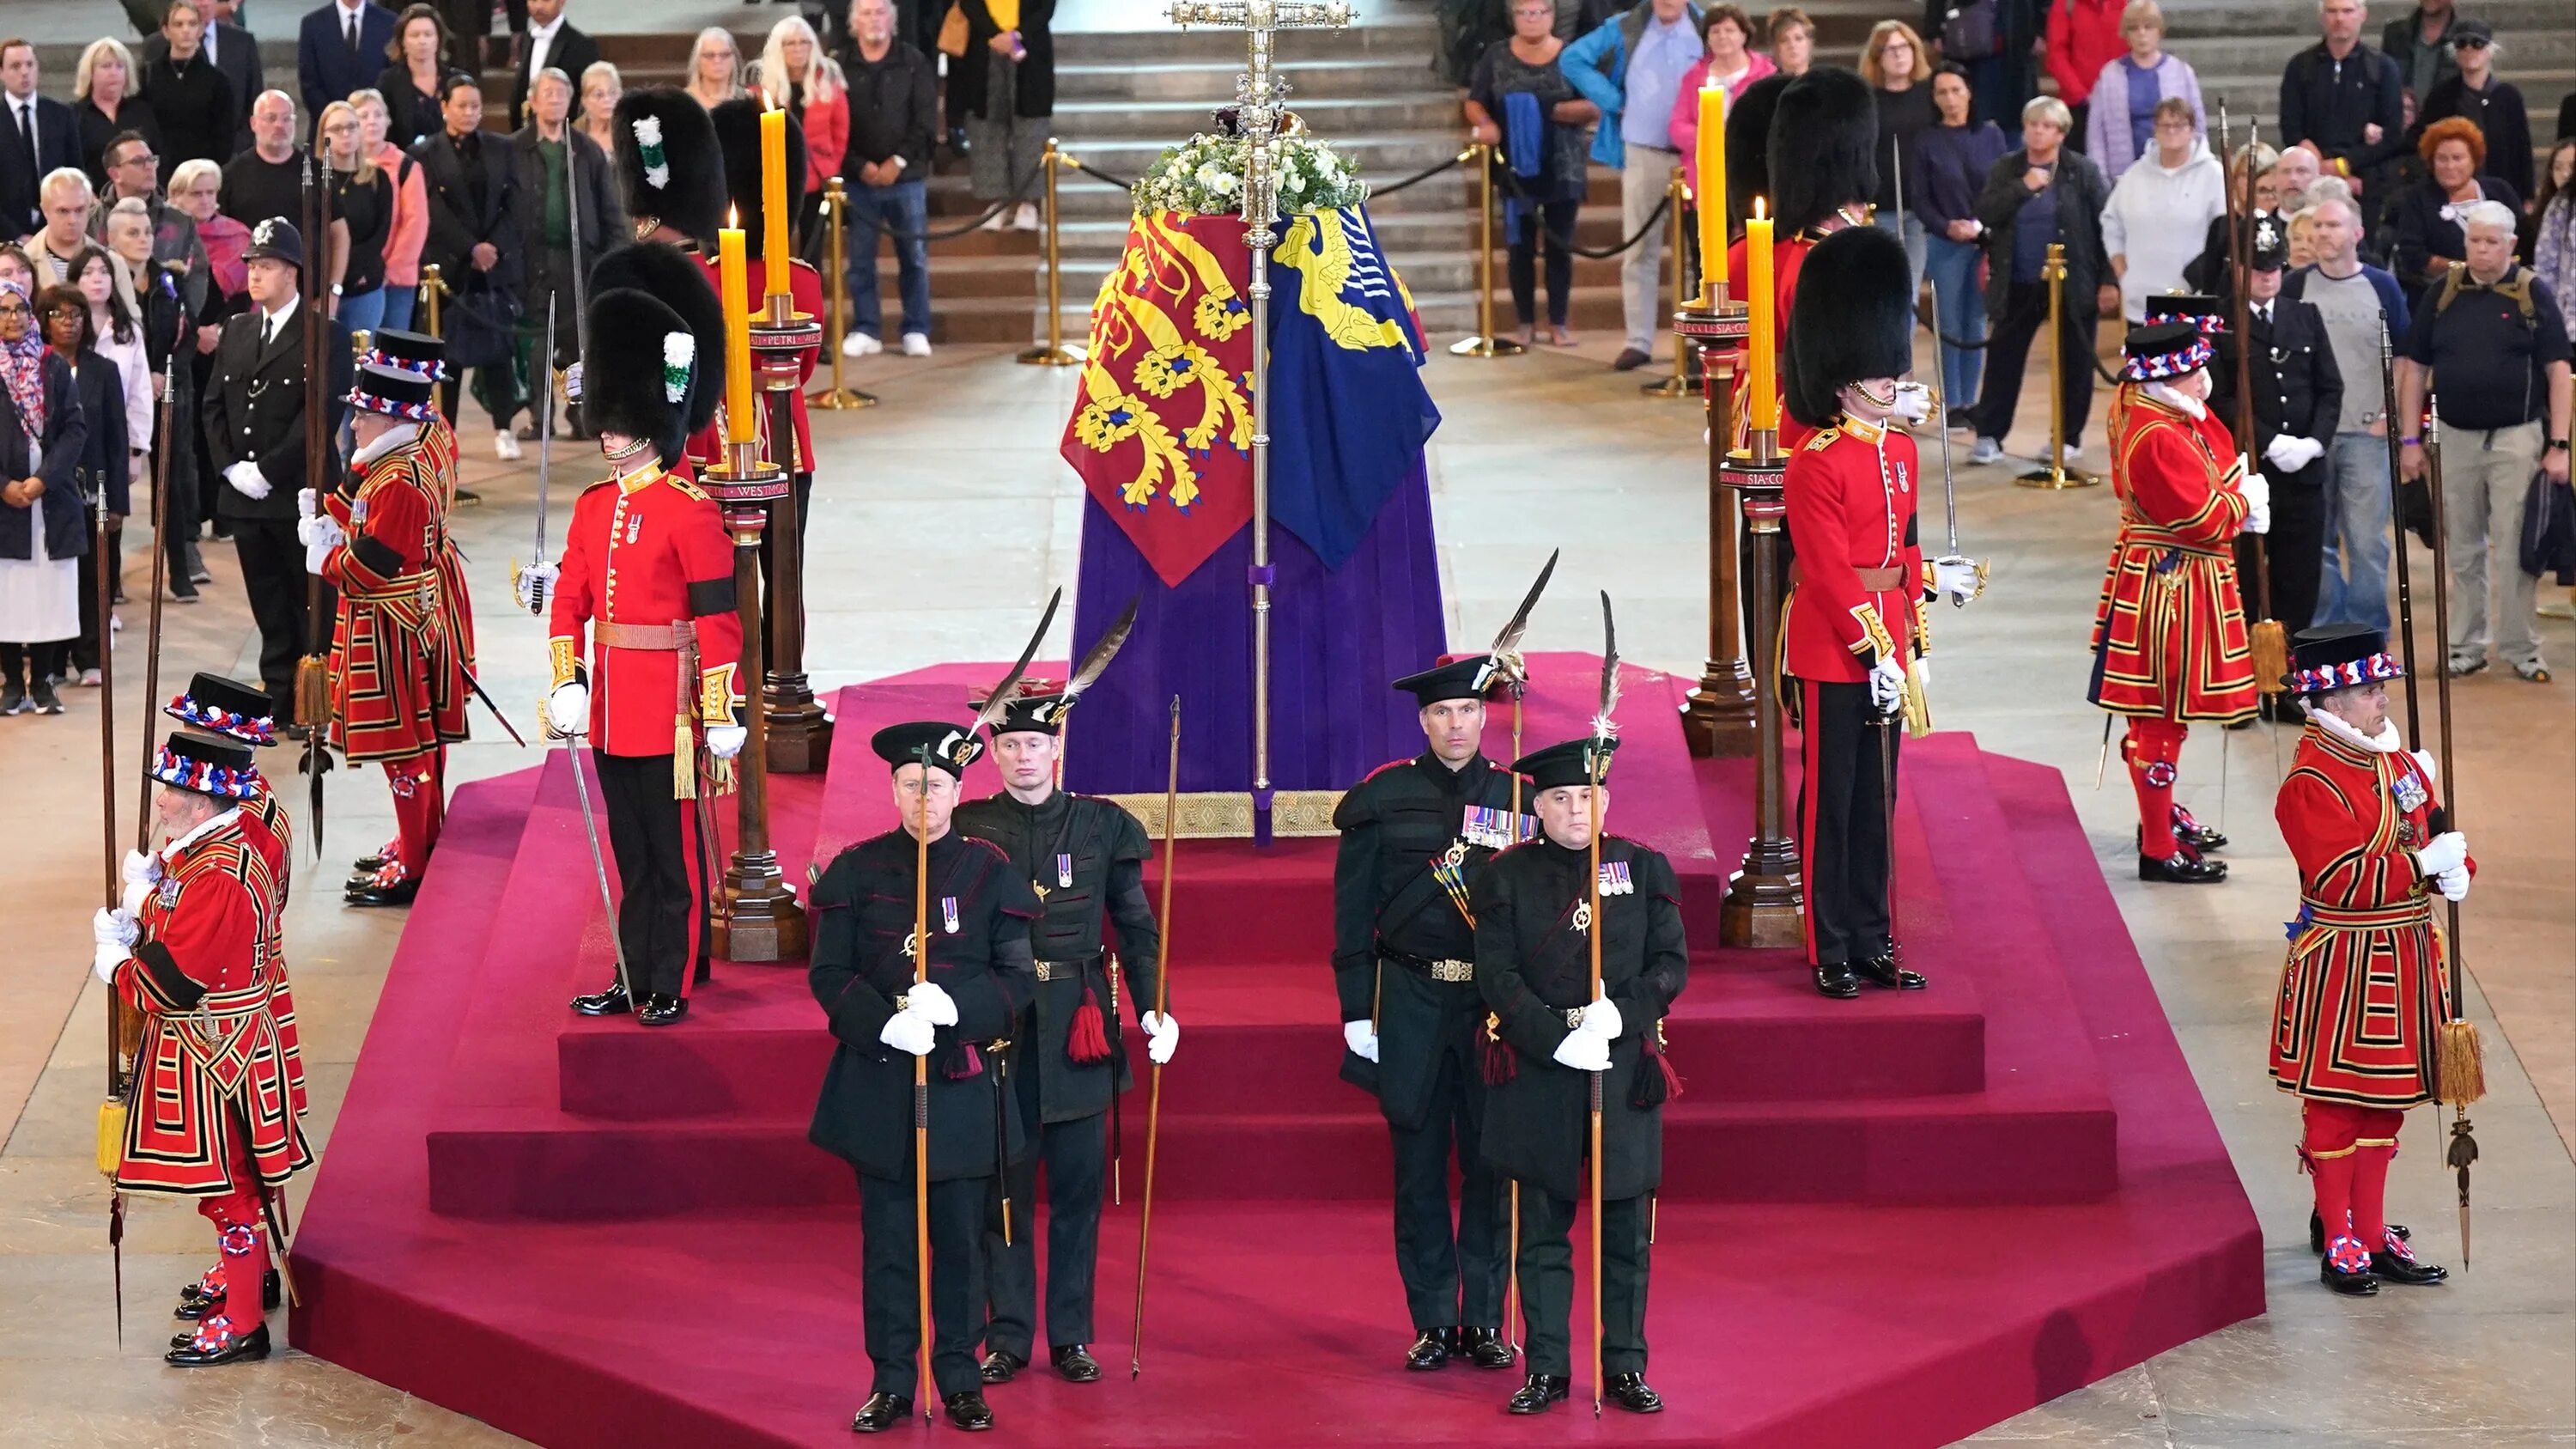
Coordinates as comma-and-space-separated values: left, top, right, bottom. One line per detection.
1, 321, 2568, 1446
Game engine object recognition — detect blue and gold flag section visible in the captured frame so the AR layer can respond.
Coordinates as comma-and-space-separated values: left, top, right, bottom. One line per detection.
1060, 204, 1445, 796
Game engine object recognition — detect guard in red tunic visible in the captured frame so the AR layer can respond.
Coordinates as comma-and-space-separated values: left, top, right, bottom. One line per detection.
2090, 320, 2269, 885
95, 732, 313, 1367
544, 283, 745, 1027
1779, 226, 1979, 1000
2270, 624, 2464, 1295
149, 676, 307, 1329
300, 364, 471, 907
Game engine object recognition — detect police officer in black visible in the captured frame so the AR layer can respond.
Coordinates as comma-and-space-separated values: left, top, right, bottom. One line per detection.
1473, 735, 1686, 1416
1331, 654, 1528, 1373
202, 216, 351, 720
808, 721, 1040, 1434
952, 690, 1175, 1388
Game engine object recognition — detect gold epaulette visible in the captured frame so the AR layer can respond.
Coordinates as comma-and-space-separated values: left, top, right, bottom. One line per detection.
666, 475, 711, 503
1803, 425, 1843, 452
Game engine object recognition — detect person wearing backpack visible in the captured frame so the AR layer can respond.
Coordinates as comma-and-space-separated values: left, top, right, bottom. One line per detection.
2395, 199, 2574, 682
1923, 0, 2043, 130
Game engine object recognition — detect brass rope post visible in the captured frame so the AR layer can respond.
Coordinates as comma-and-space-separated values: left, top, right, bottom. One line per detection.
2016, 242, 2099, 489
1641, 170, 1693, 398
809, 176, 877, 409
1448, 141, 1525, 358
1019, 140, 1087, 366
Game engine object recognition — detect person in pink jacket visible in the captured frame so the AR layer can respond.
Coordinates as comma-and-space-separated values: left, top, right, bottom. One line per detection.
350, 88, 429, 332
1669, 3, 1774, 194
755, 17, 848, 251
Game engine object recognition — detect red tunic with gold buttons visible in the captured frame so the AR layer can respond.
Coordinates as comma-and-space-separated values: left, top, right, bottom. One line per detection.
111, 813, 313, 1196
1781, 416, 1928, 684
320, 434, 468, 761
2269, 725, 2470, 1108
547, 460, 746, 760
683, 254, 824, 474
2089, 387, 2259, 722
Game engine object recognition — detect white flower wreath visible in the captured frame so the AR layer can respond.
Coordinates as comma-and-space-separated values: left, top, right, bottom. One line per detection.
1133, 132, 1367, 218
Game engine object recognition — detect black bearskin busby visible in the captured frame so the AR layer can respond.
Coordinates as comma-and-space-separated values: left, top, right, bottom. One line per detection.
710, 98, 805, 263
1723, 71, 1792, 234
1783, 224, 1914, 429
583, 289, 703, 468
587, 241, 726, 436
1767, 66, 1877, 237
612, 88, 726, 249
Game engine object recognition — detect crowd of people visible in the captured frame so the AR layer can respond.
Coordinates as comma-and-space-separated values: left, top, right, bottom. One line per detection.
1447, 0, 2573, 676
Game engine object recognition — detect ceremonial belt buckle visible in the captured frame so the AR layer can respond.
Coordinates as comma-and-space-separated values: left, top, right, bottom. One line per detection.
1033, 956, 1098, 983
1427, 959, 1474, 983
1561, 1005, 1587, 1029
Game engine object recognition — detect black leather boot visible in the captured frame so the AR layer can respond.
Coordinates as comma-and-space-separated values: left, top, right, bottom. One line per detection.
1813, 961, 1862, 999
1049, 1344, 1102, 1382
1853, 952, 1927, 990
978, 1348, 1025, 1384
1404, 1326, 1456, 1370
1458, 1325, 1515, 1369
569, 983, 633, 1016
1506, 1373, 1571, 1414
943, 1391, 994, 1430
636, 993, 690, 1026
1605, 1372, 1665, 1412
849, 1393, 911, 1433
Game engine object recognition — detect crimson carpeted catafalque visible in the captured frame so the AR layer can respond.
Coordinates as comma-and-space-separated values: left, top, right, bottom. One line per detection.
286, 654, 2263, 1447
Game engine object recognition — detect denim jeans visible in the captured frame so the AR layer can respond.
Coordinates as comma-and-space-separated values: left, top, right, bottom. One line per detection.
844, 178, 931, 341
1870, 208, 1928, 295
2313, 430, 2394, 634
1923, 233, 1985, 409
380, 283, 416, 332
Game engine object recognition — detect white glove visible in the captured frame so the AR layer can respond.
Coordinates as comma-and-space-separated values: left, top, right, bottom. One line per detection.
1933, 555, 1982, 606
516, 561, 558, 615
1140, 1009, 1180, 1066
2413, 831, 2467, 879
2237, 470, 2272, 535
1579, 992, 1623, 1042
2264, 434, 2324, 472
94, 939, 127, 983
2409, 749, 2438, 784
1551, 1026, 1611, 1072
1890, 381, 1933, 424
545, 681, 589, 738
224, 460, 270, 500
1342, 1019, 1379, 1063
702, 724, 747, 760
94, 906, 138, 950
295, 513, 344, 550
878, 1008, 937, 1056
121, 849, 161, 916
2434, 865, 2470, 902
296, 486, 318, 520
905, 979, 958, 1026
1869, 654, 1907, 715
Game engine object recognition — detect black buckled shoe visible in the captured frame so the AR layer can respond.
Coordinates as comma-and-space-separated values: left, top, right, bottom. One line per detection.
570, 983, 634, 1016
942, 1391, 994, 1430
165, 1318, 270, 1367
1813, 961, 1862, 1000
1853, 953, 1927, 990
978, 1348, 1026, 1385
2319, 1238, 2380, 1296
1404, 1326, 1456, 1371
343, 874, 420, 907
1459, 1325, 1515, 1369
1506, 1373, 1571, 1414
175, 1268, 280, 1318
1050, 1344, 1102, 1382
2139, 851, 2227, 883
2308, 1210, 2409, 1254
636, 993, 690, 1027
2370, 1236, 2448, 1286
2171, 806, 2227, 852
850, 1393, 912, 1433
1606, 1372, 1665, 1413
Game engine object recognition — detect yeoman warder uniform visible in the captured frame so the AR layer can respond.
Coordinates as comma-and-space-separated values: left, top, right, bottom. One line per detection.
1332, 654, 1530, 1373
810, 721, 1040, 1434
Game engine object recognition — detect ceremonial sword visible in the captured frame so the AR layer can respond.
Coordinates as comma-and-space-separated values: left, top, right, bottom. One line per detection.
527, 307, 555, 615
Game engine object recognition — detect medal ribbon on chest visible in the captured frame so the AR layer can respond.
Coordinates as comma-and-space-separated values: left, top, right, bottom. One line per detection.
1598, 861, 1633, 896
1056, 853, 1074, 889
2391, 769, 2428, 818
1461, 804, 1533, 850
941, 896, 961, 935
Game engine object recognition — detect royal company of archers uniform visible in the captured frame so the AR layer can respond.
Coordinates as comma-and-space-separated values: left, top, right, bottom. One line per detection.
1333, 654, 1533, 1377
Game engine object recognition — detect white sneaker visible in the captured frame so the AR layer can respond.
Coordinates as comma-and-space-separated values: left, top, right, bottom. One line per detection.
841, 331, 884, 358
980, 208, 1011, 233
901, 332, 932, 357
1965, 436, 2004, 466
2058, 443, 2084, 470
1012, 202, 1040, 231
495, 430, 523, 462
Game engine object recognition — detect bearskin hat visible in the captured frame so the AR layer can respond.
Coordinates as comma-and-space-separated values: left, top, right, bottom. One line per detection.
613, 88, 726, 249
587, 241, 727, 435
1783, 224, 1915, 429
1767, 66, 1877, 236
1723, 71, 1793, 231
584, 289, 702, 468
711, 98, 806, 264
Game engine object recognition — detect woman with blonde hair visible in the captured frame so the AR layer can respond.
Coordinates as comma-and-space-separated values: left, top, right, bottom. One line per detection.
2081, 1, 2206, 181
1862, 21, 1935, 289
577, 61, 623, 155
684, 27, 744, 111
752, 17, 848, 240
75, 38, 161, 188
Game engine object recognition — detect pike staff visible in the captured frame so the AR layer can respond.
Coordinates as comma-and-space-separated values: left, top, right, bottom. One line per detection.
2221, 106, 2290, 702
2420, 416, 2485, 1264
295, 149, 336, 856
1486, 548, 1556, 1353
1585, 594, 1619, 1417
1128, 695, 1182, 1379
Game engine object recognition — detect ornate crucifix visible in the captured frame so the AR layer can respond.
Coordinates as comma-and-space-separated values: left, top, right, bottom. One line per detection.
1164, 0, 1350, 843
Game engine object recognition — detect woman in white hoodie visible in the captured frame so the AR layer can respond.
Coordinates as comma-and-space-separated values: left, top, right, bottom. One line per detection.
2100, 97, 2226, 322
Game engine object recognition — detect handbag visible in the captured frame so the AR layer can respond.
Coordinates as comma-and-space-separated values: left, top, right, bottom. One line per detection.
440, 280, 521, 371
1941, 0, 2003, 61
2520, 466, 2576, 584
937, 2, 969, 57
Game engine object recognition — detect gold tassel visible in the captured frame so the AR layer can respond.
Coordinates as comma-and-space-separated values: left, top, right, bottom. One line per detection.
295, 653, 331, 728
1902, 657, 1933, 739
2437, 1020, 2486, 1108
671, 720, 697, 801
96, 1099, 126, 1178
2251, 618, 2289, 696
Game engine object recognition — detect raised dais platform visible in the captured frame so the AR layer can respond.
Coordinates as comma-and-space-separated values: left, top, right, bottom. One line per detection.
289, 656, 2262, 1447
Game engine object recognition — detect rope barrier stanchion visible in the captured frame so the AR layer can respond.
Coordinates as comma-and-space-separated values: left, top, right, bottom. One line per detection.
1642, 169, 1694, 399
1448, 141, 1525, 359
2014, 242, 2101, 490
808, 176, 878, 410
1018, 139, 1087, 368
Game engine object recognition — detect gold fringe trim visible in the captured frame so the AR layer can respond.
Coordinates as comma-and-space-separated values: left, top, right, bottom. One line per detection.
2437, 1019, 2486, 1107
294, 654, 331, 728
2251, 618, 2289, 696
672, 721, 697, 801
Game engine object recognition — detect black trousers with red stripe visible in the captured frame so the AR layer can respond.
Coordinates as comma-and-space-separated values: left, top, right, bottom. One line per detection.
592, 750, 706, 1000
1796, 679, 1900, 968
